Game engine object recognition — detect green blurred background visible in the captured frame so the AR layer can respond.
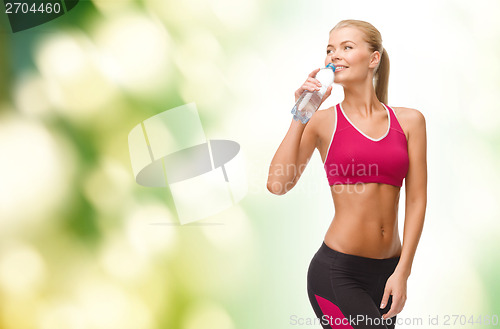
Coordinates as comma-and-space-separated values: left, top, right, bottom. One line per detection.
1, 0, 499, 328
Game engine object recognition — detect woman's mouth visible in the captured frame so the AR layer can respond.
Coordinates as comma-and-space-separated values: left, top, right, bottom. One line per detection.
335, 66, 348, 72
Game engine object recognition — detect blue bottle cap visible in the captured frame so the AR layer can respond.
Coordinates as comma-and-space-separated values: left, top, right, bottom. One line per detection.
326, 63, 336, 72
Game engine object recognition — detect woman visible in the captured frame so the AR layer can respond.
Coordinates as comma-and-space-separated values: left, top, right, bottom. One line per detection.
267, 20, 427, 329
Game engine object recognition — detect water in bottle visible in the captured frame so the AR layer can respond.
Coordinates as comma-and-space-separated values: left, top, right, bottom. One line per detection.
291, 64, 336, 123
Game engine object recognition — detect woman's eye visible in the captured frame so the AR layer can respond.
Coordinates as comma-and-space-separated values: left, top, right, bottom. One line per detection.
327, 46, 351, 54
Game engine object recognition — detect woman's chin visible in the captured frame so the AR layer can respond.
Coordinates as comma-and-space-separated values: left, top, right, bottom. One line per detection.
333, 77, 345, 85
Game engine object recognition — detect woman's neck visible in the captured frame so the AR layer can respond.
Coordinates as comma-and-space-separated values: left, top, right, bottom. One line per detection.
342, 81, 382, 117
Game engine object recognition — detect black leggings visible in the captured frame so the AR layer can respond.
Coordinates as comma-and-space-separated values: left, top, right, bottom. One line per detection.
307, 241, 400, 329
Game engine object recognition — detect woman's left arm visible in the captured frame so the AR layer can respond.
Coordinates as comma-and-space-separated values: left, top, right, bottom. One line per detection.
381, 107, 427, 319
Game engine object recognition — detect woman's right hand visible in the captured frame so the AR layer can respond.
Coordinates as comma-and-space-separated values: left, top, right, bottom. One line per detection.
294, 68, 333, 104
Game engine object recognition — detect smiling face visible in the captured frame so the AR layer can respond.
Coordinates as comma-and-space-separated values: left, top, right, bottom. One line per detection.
325, 27, 380, 86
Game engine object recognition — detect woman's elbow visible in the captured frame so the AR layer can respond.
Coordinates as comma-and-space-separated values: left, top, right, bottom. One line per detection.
267, 180, 285, 195
267, 179, 295, 195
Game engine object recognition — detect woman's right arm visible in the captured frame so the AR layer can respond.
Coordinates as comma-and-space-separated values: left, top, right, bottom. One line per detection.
266, 68, 332, 195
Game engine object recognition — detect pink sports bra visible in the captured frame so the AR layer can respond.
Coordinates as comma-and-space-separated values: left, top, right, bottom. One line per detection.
323, 103, 409, 187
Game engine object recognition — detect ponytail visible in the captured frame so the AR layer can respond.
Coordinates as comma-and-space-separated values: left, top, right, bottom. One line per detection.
374, 47, 390, 104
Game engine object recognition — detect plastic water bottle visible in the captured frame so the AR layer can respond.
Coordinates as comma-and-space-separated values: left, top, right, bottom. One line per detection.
291, 64, 336, 124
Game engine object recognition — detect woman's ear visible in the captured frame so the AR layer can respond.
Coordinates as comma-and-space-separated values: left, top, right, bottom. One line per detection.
369, 51, 381, 69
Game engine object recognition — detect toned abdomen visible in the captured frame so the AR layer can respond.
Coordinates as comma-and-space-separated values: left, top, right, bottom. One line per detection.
324, 183, 403, 259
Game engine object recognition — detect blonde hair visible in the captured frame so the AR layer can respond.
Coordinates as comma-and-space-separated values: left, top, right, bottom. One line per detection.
330, 19, 389, 104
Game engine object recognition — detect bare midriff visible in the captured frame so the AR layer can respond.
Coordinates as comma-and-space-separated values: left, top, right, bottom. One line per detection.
324, 182, 403, 259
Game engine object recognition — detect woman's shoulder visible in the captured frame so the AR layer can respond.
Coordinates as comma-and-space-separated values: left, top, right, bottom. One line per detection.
310, 105, 336, 125
391, 106, 426, 135
391, 106, 425, 121
307, 106, 336, 148
313, 106, 337, 128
